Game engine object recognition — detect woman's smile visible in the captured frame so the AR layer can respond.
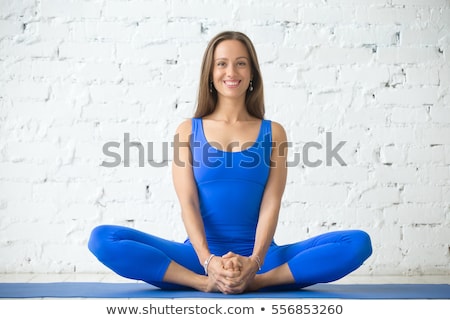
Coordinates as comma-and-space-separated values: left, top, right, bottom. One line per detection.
223, 80, 241, 88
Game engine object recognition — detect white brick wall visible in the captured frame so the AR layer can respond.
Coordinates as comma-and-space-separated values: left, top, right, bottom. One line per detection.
0, 0, 449, 277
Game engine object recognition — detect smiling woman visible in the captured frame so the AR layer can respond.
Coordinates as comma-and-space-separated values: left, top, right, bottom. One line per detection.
195, 31, 265, 120
88, 31, 372, 294
212, 40, 252, 99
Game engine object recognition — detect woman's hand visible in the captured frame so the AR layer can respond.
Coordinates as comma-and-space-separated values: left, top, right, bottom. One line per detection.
219, 252, 260, 294
205, 255, 242, 294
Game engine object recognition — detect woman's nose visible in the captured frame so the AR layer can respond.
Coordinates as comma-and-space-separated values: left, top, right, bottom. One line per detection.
226, 64, 237, 77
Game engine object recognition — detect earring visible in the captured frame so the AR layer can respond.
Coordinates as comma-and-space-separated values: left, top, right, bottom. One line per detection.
249, 80, 254, 92
209, 81, 213, 93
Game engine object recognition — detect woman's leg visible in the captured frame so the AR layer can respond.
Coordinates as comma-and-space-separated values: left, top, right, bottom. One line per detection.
88, 225, 211, 291
249, 230, 372, 291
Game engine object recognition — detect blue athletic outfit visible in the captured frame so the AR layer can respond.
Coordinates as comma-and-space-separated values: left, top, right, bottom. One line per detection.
88, 118, 372, 290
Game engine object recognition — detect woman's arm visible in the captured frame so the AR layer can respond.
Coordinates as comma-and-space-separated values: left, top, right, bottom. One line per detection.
172, 119, 211, 265
251, 121, 288, 265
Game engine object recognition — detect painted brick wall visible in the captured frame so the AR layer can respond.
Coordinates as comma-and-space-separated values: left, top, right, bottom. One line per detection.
0, 0, 449, 276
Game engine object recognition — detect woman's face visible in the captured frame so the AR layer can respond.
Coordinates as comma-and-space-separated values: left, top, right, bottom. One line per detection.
212, 40, 252, 102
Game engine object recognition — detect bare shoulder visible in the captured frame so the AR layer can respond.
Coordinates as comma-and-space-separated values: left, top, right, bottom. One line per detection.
175, 118, 192, 141
270, 120, 287, 143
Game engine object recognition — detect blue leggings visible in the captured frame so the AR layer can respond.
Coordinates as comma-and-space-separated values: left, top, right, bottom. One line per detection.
88, 225, 372, 290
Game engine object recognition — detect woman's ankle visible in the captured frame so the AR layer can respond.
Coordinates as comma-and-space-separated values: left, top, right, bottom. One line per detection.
202, 275, 220, 293
246, 274, 263, 292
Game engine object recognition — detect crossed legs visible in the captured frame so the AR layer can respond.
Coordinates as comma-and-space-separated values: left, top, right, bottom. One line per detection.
88, 226, 372, 293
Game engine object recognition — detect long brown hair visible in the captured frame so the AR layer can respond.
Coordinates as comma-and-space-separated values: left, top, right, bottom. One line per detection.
194, 31, 265, 119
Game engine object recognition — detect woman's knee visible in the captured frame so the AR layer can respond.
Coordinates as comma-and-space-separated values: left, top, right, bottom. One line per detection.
88, 225, 115, 257
351, 230, 373, 261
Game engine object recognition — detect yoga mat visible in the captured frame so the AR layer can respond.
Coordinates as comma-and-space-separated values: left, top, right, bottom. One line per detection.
0, 282, 449, 299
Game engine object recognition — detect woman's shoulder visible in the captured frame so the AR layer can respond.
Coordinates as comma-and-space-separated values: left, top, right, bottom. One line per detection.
267, 120, 287, 142
175, 118, 193, 141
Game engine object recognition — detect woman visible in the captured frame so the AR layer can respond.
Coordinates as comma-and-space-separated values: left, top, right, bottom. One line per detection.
88, 31, 372, 294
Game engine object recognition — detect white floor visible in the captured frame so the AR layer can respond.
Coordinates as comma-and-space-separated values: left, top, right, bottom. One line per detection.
0, 273, 448, 284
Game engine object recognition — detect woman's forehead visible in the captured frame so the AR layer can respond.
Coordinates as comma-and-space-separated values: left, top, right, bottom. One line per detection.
214, 40, 250, 59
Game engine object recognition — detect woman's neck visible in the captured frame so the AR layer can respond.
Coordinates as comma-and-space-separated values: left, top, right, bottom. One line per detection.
211, 97, 251, 123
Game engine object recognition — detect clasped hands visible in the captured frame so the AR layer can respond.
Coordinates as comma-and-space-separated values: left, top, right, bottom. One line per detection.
206, 252, 260, 294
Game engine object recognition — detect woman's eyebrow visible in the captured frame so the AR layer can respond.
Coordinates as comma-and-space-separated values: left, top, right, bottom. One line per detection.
214, 56, 250, 61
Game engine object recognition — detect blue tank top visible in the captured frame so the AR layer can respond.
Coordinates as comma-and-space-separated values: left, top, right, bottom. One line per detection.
189, 117, 272, 255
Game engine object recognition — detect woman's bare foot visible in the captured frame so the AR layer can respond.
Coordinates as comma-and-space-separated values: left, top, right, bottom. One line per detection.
244, 274, 262, 292
205, 275, 220, 292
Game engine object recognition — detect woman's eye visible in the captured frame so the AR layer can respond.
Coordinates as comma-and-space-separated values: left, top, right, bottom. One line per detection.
237, 61, 247, 67
217, 62, 226, 67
